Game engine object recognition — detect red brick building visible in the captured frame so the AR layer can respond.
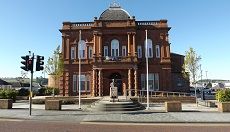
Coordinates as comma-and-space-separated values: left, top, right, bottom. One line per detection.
59, 3, 189, 96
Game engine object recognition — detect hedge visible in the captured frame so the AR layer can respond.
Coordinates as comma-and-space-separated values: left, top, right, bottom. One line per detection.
216, 89, 230, 102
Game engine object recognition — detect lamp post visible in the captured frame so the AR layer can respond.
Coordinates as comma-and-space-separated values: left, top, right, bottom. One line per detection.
145, 30, 149, 110
78, 30, 82, 109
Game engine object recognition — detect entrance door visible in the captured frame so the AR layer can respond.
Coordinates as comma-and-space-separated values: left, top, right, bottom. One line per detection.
109, 73, 122, 96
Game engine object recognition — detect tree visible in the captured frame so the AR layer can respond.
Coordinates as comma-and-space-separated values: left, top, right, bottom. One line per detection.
183, 47, 201, 84
45, 45, 64, 88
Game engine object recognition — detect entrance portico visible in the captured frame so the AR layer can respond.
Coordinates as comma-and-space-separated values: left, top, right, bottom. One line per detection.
91, 65, 138, 97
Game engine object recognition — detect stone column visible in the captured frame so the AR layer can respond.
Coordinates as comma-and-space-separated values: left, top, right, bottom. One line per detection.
93, 34, 96, 55
134, 68, 138, 96
128, 69, 132, 96
92, 69, 96, 97
66, 35, 70, 60
127, 33, 131, 56
98, 69, 102, 96
166, 45, 170, 57
132, 33, 136, 56
98, 34, 102, 57
62, 35, 66, 59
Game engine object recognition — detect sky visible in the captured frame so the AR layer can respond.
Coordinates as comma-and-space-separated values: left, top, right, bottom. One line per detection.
0, 0, 229, 80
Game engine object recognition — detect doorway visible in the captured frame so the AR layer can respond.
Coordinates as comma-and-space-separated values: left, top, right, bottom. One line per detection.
109, 72, 122, 96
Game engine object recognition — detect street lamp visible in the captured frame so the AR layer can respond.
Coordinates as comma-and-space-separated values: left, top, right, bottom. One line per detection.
145, 30, 149, 110
78, 30, 82, 109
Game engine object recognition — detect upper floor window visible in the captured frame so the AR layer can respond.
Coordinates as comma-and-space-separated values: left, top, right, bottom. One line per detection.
111, 39, 119, 57
122, 46, 126, 56
137, 45, 142, 58
71, 47, 76, 60
144, 39, 153, 58
156, 45, 160, 58
78, 40, 86, 59
104, 46, 108, 57
88, 46, 93, 59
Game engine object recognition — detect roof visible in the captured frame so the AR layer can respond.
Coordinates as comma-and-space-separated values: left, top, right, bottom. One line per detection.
0, 79, 11, 85
99, 2, 131, 20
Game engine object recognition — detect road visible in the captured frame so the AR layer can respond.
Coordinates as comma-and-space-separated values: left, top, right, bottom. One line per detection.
0, 119, 230, 132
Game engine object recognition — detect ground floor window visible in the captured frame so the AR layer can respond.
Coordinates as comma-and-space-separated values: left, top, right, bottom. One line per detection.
73, 74, 90, 92
141, 73, 159, 91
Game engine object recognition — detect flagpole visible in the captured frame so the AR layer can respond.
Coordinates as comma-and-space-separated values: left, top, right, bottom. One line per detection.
78, 30, 81, 109
145, 30, 149, 109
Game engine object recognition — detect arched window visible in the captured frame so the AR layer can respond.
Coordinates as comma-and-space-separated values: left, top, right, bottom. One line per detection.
78, 40, 86, 59
144, 39, 153, 58
111, 39, 119, 57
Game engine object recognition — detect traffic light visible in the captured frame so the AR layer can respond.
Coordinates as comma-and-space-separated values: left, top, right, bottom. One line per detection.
21, 56, 29, 71
36, 55, 44, 71
28, 58, 34, 71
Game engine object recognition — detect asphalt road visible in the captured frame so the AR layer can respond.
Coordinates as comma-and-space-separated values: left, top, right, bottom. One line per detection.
0, 119, 230, 132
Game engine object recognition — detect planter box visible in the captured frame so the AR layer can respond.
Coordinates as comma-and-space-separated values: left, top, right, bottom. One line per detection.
218, 102, 230, 112
45, 100, 62, 110
165, 101, 182, 112
0, 99, 13, 109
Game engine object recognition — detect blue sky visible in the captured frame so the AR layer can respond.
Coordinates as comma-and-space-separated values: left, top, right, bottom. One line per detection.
0, 0, 229, 80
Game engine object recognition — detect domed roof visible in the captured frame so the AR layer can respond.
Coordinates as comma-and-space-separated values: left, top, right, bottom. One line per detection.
99, 2, 131, 20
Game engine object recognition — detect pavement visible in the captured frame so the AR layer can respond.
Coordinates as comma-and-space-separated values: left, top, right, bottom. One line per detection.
1, 100, 230, 124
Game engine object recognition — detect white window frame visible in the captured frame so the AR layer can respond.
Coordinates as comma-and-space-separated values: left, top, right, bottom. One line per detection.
104, 46, 108, 57
78, 40, 86, 59
156, 45, 160, 58
154, 73, 160, 91
111, 39, 119, 57
122, 46, 126, 57
137, 45, 142, 58
88, 46, 93, 59
141, 73, 159, 91
76, 75, 91, 92
73, 75, 77, 92
71, 47, 75, 60
145, 39, 153, 58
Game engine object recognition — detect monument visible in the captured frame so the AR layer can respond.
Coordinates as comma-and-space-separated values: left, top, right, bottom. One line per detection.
110, 79, 118, 102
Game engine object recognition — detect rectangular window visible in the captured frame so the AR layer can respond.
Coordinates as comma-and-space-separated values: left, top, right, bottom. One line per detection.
73, 75, 77, 92
154, 73, 159, 91
86, 76, 90, 91
149, 48, 153, 58
104, 46, 108, 57
156, 45, 160, 58
149, 74, 154, 91
112, 49, 115, 57
116, 49, 119, 56
141, 74, 146, 90
141, 73, 159, 91
77, 75, 86, 92
137, 46, 142, 58
71, 47, 75, 60
79, 49, 85, 59
122, 46, 126, 56
88, 47, 93, 58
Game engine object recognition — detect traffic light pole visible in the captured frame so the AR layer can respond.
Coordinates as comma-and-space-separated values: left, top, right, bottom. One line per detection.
29, 53, 34, 116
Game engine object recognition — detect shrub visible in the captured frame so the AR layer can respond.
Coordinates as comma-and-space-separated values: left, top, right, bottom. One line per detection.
216, 89, 230, 102
37, 88, 46, 96
35, 87, 59, 96
18, 88, 29, 96
0, 89, 18, 101
45, 87, 59, 95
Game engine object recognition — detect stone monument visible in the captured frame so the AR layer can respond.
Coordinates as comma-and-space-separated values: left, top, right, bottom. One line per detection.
110, 79, 118, 102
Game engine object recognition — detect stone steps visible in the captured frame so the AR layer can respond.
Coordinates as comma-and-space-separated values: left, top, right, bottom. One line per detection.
85, 96, 145, 111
